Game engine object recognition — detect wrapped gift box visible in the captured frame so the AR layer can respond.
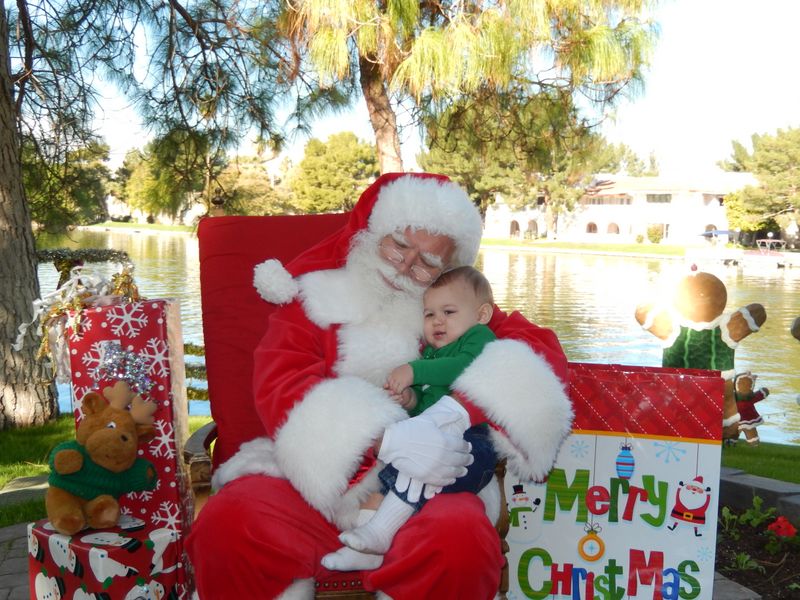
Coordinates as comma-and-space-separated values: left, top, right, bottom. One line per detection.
29, 299, 194, 599
28, 516, 186, 599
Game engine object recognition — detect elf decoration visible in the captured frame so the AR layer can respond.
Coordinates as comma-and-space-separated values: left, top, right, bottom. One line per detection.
732, 371, 769, 446
635, 269, 766, 440
46, 381, 158, 536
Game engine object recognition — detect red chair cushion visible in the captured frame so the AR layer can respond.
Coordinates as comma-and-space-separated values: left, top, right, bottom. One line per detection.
198, 214, 348, 468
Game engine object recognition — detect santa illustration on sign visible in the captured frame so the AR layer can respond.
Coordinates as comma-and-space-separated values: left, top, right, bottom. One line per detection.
667, 476, 713, 536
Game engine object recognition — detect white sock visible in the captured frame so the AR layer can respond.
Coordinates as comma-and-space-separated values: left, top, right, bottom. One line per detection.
321, 546, 384, 571
322, 509, 383, 571
339, 491, 414, 554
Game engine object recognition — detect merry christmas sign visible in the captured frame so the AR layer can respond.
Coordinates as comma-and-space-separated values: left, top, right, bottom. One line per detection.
505, 363, 723, 600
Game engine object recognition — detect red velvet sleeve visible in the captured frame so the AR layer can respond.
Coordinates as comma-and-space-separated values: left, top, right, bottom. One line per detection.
252, 301, 334, 438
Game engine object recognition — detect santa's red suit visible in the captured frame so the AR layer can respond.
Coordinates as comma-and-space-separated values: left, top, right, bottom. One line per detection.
187, 173, 573, 599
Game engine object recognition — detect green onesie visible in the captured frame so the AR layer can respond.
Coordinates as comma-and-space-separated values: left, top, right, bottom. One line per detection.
408, 323, 496, 416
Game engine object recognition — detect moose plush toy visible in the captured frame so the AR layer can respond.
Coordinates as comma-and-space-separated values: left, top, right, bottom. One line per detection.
46, 381, 158, 535
635, 269, 767, 440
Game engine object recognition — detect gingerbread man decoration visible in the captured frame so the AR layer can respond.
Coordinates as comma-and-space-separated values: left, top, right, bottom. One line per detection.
732, 371, 769, 446
635, 269, 766, 440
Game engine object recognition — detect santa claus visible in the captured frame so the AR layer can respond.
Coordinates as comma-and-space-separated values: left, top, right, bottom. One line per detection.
667, 476, 713, 537
187, 172, 573, 599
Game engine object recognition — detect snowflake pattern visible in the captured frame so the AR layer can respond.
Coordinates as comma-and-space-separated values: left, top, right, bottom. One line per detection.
696, 546, 714, 563
570, 438, 591, 459
68, 316, 92, 341
71, 385, 94, 420
80, 341, 111, 382
150, 420, 176, 459
653, 440, 687, 464
142, 338, 171, 378
152, 501, 182, 533
128, 478, 160, 504
105, 303, 150, 337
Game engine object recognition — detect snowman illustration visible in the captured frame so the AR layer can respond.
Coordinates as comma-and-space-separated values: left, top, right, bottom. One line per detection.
507, 483, 542, 542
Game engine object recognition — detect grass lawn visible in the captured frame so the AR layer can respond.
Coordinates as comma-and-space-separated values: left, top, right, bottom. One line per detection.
85, 221, 194, 233
480, 238, 689, 256
720, 441, 800, 484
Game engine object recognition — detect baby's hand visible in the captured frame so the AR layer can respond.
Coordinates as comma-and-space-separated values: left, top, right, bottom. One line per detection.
399, 387, 417, 411
384, 386, 417, 411
386, 364, 414, 395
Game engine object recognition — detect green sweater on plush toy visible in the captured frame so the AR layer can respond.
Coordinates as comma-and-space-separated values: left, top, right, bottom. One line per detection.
48, 440, 157, 499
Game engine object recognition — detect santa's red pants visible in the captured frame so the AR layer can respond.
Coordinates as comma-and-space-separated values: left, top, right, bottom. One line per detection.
187, 474, 503, 599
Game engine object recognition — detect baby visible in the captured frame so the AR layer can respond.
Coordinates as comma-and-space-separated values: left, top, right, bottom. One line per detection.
323, 265, 498, 571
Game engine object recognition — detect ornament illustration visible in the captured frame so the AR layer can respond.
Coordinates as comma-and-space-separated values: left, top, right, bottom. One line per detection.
615, 442, 635, 480
578, 523, 605, 562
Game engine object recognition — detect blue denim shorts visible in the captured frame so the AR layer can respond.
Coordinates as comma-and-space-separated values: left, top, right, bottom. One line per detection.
378, 424, 498, 510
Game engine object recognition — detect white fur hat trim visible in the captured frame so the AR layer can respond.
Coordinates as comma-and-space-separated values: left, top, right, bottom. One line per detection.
368, 176, 483, 267
253, 258, 299, 304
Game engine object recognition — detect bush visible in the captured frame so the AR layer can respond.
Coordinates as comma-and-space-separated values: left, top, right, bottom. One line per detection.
647, 225, 664, 244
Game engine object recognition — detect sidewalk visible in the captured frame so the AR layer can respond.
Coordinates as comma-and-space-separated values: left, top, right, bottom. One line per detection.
3, 468, 793, 599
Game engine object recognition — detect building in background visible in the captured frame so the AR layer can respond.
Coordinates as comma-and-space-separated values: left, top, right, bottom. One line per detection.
484, 172, 758, 244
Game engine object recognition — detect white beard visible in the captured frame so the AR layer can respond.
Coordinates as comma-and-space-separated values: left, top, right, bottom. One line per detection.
297, 230, 427, 386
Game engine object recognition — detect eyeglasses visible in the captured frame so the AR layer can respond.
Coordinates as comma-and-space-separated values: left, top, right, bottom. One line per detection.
379, 242, 439, 284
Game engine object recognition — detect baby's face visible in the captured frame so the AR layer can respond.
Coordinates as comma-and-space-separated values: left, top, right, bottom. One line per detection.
422, 279, 488, 349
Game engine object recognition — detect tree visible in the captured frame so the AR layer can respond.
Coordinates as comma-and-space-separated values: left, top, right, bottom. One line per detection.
720, 128, 800, 231
217, 156, 294, 216
281, 1, 657, 173
290, 132, 379, 213
594, 143, 658, 177
122, 130, 215, 220
419, 93, 649, 232
1, 1, 289, 428
23, 141, 112, 230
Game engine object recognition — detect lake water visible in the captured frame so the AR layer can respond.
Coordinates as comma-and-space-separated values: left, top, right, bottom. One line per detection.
36, 228, 800, 444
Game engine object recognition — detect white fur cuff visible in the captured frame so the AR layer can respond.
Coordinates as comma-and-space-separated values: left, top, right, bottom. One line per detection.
274, 376, 407, 523
453, 339, 573, 482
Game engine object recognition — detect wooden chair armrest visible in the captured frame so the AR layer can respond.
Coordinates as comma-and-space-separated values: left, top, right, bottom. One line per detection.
183, 421, 217, 493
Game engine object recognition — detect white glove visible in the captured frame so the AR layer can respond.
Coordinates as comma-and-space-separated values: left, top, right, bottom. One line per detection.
418, 395, 470, 436
378, 396, 473, 502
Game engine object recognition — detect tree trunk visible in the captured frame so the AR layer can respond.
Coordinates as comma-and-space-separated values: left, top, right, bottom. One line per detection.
358, 56, 403, 174
0, 10, 57, 429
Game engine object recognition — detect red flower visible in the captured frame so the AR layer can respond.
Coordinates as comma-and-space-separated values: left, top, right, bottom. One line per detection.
767, 516, 798, 538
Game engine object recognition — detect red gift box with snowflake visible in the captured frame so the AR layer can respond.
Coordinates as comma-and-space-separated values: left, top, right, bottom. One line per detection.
28, 299, 194, 599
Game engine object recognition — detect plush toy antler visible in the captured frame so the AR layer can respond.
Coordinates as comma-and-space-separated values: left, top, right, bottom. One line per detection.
103, 380, 157, 425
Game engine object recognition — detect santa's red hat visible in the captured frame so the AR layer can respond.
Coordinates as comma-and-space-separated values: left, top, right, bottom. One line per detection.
254, 172, 483, 304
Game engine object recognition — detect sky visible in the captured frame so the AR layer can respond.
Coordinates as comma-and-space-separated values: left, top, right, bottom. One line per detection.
98, 0, 800, 175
